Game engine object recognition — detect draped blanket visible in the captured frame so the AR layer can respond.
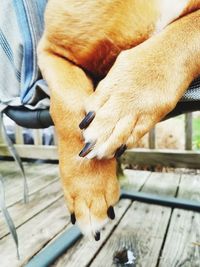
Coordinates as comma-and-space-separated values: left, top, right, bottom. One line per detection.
0, 0, 49, 112
0, 0, 200, 113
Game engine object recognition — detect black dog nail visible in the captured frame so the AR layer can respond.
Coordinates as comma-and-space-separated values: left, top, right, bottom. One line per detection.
79, 111, 95, 129
114, 145, 127, 158
70, 213, 76, 225
107, 206, 115, 220
79, 142, 94, 157
94, 231, 101, 241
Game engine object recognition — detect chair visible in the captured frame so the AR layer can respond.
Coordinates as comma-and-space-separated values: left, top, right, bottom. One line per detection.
0, 107, 53, 259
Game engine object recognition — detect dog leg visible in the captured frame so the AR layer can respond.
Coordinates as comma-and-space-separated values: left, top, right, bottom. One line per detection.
37, 40, 120, 238
80, 10, 200, 159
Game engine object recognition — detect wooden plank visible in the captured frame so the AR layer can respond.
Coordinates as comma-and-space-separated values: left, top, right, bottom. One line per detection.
142, 172, 181, 196
177, 174, 200, 200
33, 130, 43, 146
159, 174, 200, 267
120, 169, 151, 191
89, 171, 180, 267
185, 113, 193, 150
53, 128, 58, 145
15, 126, 23, 145
149, 128, 156, 149
0, 161, 57, 177
0, 164, 58, 209
0, 180, 63, 238
0, 162, 58, 184
0, 198, 70, 267
2, 163, 59, 208
0, 160, 22, 175
0, 126, 4, 144
0, 144, 58, 160
90, 203, 171, 267
0, 162, 58, 195
4, 172, 59, 209
121, 148, 200, 169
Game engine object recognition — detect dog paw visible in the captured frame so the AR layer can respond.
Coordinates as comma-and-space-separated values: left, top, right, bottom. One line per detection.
60, 156, 119, 240
79, 48, 179, 159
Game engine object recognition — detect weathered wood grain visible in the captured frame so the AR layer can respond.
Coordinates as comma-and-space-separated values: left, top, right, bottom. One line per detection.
0, 161, 57, 177
2, 165, 59, 208
15, 126, 23, 145
1, 163, 58, 189
90, 203, 171, 267
142, 172, 181, 196
120, 169, 151, 191
0, 180, 63, 238
0, 144, 58, 160
0, 198, 70, 267
0, 125, 4, 144
0, 162, 59, 205
51, 200, 131, 267
33, 129, 43, 146
90, 171, 180, 267
149, 128, 156, 149
121, 149, 200, 169
177, 174, 200, 200
159, 174, 200, 267
185, 113, 193, 150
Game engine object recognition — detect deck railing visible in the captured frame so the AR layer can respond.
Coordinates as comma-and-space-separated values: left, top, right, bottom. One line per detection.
0, 120, 58, 160
148, 112, 193, 151
0, 112, 200, 168
121, 112, 200, 169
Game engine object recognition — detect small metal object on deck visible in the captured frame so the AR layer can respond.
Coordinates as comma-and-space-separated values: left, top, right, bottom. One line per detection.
113, 247, 136, 265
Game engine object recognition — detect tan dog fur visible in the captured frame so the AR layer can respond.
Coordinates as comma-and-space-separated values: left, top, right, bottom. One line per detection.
37, 0, 200, 236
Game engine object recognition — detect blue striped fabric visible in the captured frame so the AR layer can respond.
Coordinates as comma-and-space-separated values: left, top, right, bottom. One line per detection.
0, 29, 21, 82
0, 0, 49, 112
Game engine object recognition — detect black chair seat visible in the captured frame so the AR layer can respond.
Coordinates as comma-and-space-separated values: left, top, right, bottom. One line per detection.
4, 76, 200, 129
4, 106, 53, 129
165, 100, 200, 119
4, 99, 200, 129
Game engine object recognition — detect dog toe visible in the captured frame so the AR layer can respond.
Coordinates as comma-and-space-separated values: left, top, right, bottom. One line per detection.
84, 115, 134, 159
74, 196, 109, 236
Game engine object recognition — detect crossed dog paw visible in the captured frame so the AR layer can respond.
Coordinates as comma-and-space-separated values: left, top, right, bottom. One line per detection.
78, 49, 177, 160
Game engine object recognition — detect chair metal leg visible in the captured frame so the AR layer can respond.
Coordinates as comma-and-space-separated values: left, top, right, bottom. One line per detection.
0, 175, 20, 259
25, 226, 82, 267
120, 190, 200, 212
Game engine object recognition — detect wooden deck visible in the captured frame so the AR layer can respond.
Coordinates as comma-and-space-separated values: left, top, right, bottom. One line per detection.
0, 161, 200, 267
